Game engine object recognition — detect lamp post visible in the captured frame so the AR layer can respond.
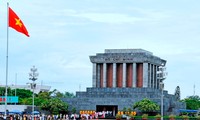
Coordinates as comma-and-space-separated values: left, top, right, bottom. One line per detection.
157, 64, 167, 120
160, 81, 164, 120
29, 66, 39, 120
15, 73, 17, 105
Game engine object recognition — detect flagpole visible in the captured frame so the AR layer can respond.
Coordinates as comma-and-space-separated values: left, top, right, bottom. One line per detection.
5, 2, 9, 117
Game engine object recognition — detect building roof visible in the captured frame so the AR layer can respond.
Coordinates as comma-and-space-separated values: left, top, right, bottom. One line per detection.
90, 49, 166, 65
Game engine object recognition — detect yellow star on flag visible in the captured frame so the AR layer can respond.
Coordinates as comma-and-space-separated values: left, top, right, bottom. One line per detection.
15, 18, 22, 27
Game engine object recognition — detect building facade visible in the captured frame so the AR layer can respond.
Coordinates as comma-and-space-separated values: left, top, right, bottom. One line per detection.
90, 49, 166, 89
63, 49, 185, 116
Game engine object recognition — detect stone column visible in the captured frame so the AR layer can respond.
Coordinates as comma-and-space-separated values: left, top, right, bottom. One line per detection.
155, 65, 158, 89
152, 65, 155, 88
143, 63, 148, 87
92, 63, 97, 87
113, 63, 117, 87
149, 64, 152, 88
103, 63, 107, 87
153, 65, 158, 89
122, 63, 126, 87
97, 64, 101, 88
132, 63, 136, 87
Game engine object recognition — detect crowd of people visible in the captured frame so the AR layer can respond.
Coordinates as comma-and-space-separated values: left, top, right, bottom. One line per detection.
0, 114, 73, 120
0, 110, 117, 120
0, 112, 107, 120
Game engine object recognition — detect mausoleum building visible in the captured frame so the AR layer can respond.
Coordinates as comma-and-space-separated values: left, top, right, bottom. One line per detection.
63, 49, 185, 116
90, 49, 166, 89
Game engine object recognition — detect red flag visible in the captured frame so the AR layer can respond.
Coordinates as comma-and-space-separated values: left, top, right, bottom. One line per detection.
9, 7, 29, 37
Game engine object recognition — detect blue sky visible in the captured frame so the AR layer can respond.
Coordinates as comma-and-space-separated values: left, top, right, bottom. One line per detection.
0, 0, 200, 99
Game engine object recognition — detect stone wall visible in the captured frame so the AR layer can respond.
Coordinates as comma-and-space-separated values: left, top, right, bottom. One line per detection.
62, 87, 185, 115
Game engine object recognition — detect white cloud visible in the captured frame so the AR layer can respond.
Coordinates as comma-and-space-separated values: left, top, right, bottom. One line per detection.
73, 13, 144, 24
69, 9, 170, 24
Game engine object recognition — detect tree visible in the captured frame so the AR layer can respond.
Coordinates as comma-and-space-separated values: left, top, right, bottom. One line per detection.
37, 91, 51, 99
0, 87, 5, 96
16, 88, 32, 99
1, 86, 70, 114
49, 89, 65, 98
71, 107, 76, 114
64, 92, 75, 98
55, 91, 64, 98
16, 89, 33, 105
133, 98, 160, 113
19, 97, 32, 105
0, 87, 32, 98
0, 87, 33, 105
181, 95, 200, 110
0, 87, 14, 96
41, 98, 68, 114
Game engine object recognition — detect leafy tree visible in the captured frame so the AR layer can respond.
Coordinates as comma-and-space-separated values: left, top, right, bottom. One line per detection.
55, 91, 64, 98
0, 87, 13, 96
15, 88, 32, 99
49, 89, 58, 97
19, 97, 32, 105
0, 87, 5, 96
49, 89, 64, 98
181, 95, 200, 110
133, 98, 160, 112
34, 97, 47, 106
37, 91, 50, 99
0, 87, 32, 98
64, 92, 75, 98
71, 107, 76, 114
1, 87, 70, 114
0, 87, 32, 105
41, 98, 68, 114
17, 89, 32, 104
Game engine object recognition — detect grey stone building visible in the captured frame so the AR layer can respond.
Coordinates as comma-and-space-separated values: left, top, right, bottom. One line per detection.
63, 49, 185, 116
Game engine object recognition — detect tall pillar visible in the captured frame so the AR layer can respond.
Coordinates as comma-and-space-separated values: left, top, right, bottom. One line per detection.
100, 64, 103, 88
103, 63, 107, 87
113, 63, 117, 87
153, 65, 155, 88
153, 65, 157, 89
117, 63, 123, 87
122, 63, 126, 87
132, 63, 136, 87
143, 63, 148, 87
149, 64, 152, 88
92, 63, 97, 87
97, 64, 101, 88
126, 63, 133, 87
155, 66, 158, 89
151, 65, 155, 88
137, 63, 143, 87
107, 64, 113, 88
152, 65, 155, 88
